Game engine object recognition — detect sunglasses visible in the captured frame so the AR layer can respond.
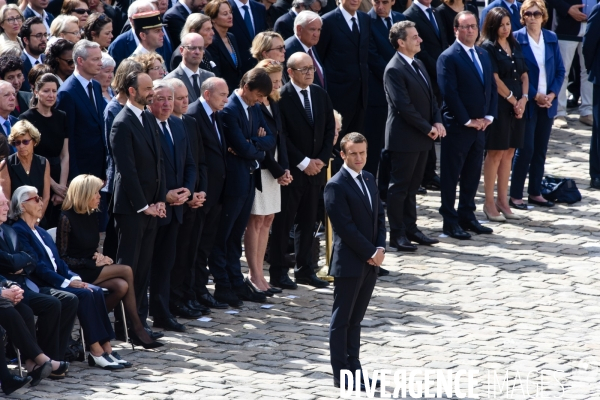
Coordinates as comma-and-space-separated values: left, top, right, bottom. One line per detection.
73, 8, 91, 14
58, 57, 75, 65
23, 195, 42, 204
13, 139, 31, 146
523, 10, 543, 18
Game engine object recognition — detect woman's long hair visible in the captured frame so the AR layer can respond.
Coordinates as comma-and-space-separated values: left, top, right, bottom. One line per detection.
479, 7, 517, 48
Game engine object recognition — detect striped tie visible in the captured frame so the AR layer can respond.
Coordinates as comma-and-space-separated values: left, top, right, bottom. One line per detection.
300, 89, 313, 125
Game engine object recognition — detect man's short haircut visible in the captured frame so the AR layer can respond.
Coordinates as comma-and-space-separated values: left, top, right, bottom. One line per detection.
340, 132, 367, 153
112, 59, 143, 94
292, 0, 315, 8
0, 56, 23, 79
73, 39, 101, 63
389, 20, 416, 49
294, 10, 321, 30
152, 79, 174, 93
124, 70, 144, 97
165, 77, 186, 90
200, 76, 227, 93
239, 68, 272, 96
18, 16, 43, 41
454, 10, 475, 27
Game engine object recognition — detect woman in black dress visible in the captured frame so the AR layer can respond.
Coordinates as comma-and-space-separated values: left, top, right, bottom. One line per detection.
480, 7, 529, 221
19, 73, 69, 228
57, 174, 163, 349
0, 119, 51, 223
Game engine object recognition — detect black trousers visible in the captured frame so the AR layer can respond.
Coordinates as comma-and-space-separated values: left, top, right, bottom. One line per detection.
150, 217, 180, 319
170, 204, 201, 304
190, 204, 221, 297
0, 328, 10, 382
590, 84, 600, 179
0, 303, 43, 361
378, 149, 391, 201
329, 265, 377, 380
114, 212, 158, 321
26, 288, 78, 361
387, 150, 429, 237
363, 105, 386, 177
270, 183, 321, 280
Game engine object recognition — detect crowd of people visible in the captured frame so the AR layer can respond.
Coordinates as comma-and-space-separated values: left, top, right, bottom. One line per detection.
0, 0, 598, 393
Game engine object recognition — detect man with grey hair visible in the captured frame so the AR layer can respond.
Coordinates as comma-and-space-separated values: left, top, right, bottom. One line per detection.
56, 39, 106, 180
165, 33, 215, 104
0, 81, 18, 144
274, 0, 325, 39
284, 10, 325, 88
148, 80, 197, 330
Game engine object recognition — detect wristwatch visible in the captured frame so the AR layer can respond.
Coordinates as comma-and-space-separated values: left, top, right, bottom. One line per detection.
522, 94, 529, 100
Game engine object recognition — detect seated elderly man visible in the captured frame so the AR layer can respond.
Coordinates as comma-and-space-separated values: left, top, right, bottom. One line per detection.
0, 186, 78, 370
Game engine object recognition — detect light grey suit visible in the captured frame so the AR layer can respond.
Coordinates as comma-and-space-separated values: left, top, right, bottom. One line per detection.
164, 64, 215, 104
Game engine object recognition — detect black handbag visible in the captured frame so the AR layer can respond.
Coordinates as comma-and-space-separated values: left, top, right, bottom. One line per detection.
541, 176, 582, 204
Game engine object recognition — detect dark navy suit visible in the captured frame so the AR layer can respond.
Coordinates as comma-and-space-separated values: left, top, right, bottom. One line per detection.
149, 115, 196, 321
163, 1, 190, 50
583, 3, 600, 180
22, 8, 54, 29
208, 31, 243, 94
437, 40, 498, 224
283, 35, 326, 88
324, 167, 385, 382
56, 74, 106, 180
228, 0, 268, 74
107, 30, 173, 69
19, 52, 45, 93
480, 0, 522, 30
273, 9, 296, 40
13, 219, 114, 346
208, 93, 275, 292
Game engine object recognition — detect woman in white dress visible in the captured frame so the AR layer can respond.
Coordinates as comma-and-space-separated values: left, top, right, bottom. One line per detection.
244, 59, 292, 296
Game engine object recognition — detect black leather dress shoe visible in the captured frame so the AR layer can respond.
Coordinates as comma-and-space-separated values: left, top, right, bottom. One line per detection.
170, 302, 204, 319
591, 178, 600, 189
389, 235, 417, 252
442, 223, 471, 240
270, 275, 298, 290
185, 299, 211, 314
197, 293, 228, 309
459, 220, 493, 234
295, 274, 329, 288
509, 199, 528, 210
214, 288, 243, 307
527, 197, 554, 207
234, 284, 267, 303
334, 377, 366, 391
377, 267, 389, 277
153, 317, 186, 332
406, 231, 439, 245
1, 375, 32, 395
417, 186, 427, 195
422, 175, 441, 190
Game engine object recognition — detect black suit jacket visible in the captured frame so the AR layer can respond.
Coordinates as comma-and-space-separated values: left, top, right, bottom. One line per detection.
186, 99, 227, 208
163, 2, 190, 49
403, 3, 448, 95
0, 224, 36, 284
324, 168, 386, 278
228, 0, 268, 73
271, 0, 293, 21
209, 31, 244, 94
20, 52, 45, 92
11, 91, 32, 118
546, 0, 586, 40
274, 9, 295, 40
284, 35, 326, 88
259, 100, 289, 180
384, 52, 442, 152
181, 114, 207, 194
278, 82, 335, 186
110, 106, 166, 214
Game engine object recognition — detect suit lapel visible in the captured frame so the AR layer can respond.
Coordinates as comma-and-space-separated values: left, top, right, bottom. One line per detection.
288, 86, 313, 127
159, 120, 176, 170
127, 107, 156, 156
398, 54, 430, 97
341, 168, 373, 216
214, 32, 237, 69
335, 9, 358, 45
232, 3, 251, 42
177, 67, 196, 101
456, 43, 484, 86
72, 77, 101, 122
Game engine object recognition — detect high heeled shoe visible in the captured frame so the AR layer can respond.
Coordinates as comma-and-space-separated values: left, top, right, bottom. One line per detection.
497, 205, 523, 220
267, 286, 282, 294
483, 207, 506, 222
244, 277, 273, 297
129, 331, 164, 350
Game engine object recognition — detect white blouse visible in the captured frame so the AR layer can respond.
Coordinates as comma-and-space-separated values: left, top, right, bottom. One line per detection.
528, 32, 547, 96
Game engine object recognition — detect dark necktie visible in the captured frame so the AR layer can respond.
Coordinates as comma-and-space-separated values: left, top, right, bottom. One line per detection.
307, 48, 324, 87
34, 60, 40, 65
300, 89, 313, 125
87, 82, 96, 110
356, 174, 371, 209
242, 5, 254, 37
192, 74, 200, 98
425, 8, 440, 38
161, 121, 175, 161
469, 48, 484, 83
510, 3, 518, 15
351, 16, 360, 41
385, 16, 392, 31
411, 60, 429, 87
211, 112, 221, 144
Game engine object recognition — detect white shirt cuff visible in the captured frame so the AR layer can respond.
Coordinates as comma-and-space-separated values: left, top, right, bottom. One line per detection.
137, 205, 149, 213
371, 247, 385, 259
485, 116, 494, 122
70, 276, 81, 282
297, 157, 310, 171
60, 279, 70, 288
464, 119, 471, 126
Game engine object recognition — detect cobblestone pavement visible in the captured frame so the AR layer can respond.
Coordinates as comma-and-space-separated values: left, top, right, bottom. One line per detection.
6, 112, 600, 399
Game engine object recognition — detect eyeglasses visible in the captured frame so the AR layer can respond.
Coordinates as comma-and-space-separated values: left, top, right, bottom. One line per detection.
62, 30, 81, 37
58, 57, 75, 65
268, 46, 285, 53
182, 45, 204, 52
5, 16, 24, 24
523, 10, 543, 18
23, 195, 42, 204
457, 24, 478, 30
30, 32, 49, 40
73, 8, 91, 14
149, 66, 166, 71
292, 66, 316, 74
13, 139, 32, 146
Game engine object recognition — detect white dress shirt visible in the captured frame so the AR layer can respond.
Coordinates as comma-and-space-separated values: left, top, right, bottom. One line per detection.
156, 118, 173, 142
31, 228, 81, 288
456, 39, 494, 125
27, 6, 50, 32
200, 97, 221, 142
126, 101, 150, 213
528, 32, 547, 96
179, 0, 192, 13
74, 71, 96, 106
234, 89, 251, 119
234, 0, 255, 31
397, 51, 428, 84
181, 63, 200, 81
290, 82, 313, 171
23, 50, 43, 67
339, 5, 359, 32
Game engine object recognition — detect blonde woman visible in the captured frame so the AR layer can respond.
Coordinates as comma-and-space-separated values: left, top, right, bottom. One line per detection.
49, 15, 81, 44
131, 51, 165, 80
0, 4, 24, 49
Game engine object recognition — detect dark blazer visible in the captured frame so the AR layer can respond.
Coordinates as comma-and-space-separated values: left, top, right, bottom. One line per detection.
163, 1, 190, 49
102, 97, 123, 194
12, 219, 79, 290
186, 99, 227, 207
0, 224, 36, 285
324, 167, 386, 278
385, 52, 442, 152
271, 0, 293, 21
164, 65, 215, 104
11, 91, 32, 118
274, 9, 296, 40
514, 28, 566, 118
583, 3, 600, 85
56, 74, 106, 179
22, 8, 54, 29
228, 0, 268, 73
316, 8, 373, 111
110, 105, 166, 214
259, 100, 289, 179
436, 40, 498, 132
180, 114, 207, 194
107, 29, 173, 69
284, 35, 326, 88
221, 92, 275, 195
19, 52, 45, 92
403, 3, 448, 93
157, 115, 196, 225
480, 0, 522, 31
278, 82, 335, 186
169, 49, 220, 77
367, 8, 406, 107
546, 0, 585, 40
208, 31, 244, 94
